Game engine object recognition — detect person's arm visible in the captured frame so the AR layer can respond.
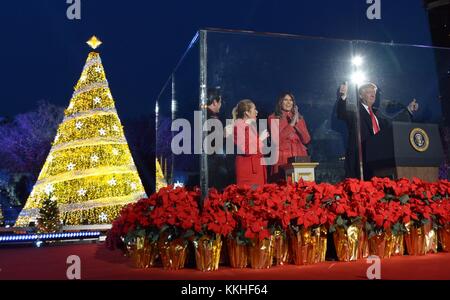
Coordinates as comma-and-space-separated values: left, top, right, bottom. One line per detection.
391, 109, 413, 122
386, 98, 418, 122
235, 120, 264, 155
336, 82, 353, 122
337, 97, 349, 121
294, 117, 311, 145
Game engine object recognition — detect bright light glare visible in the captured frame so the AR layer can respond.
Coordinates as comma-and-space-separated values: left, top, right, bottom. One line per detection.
173, 181, 184, 188
352, 56, 364, 67
351, 71, 366, 86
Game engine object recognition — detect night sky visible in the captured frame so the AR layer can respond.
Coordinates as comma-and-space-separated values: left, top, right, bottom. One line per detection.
0, 0, 433, 120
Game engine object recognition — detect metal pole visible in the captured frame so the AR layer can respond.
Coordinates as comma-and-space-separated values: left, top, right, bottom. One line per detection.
155, 101, 159, 190
170, 75, 176, 185
352, 45, 365, 181
199, 30, 208, 208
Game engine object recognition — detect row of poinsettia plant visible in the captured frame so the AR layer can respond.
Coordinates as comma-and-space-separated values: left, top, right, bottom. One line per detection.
106, 177, 450, 251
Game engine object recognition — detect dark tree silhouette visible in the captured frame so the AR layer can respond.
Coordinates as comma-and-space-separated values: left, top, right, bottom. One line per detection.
0, 101, 64, 179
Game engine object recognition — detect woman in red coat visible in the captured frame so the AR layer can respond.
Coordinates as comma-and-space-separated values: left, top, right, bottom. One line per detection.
268, 92, 311, 181
232, 99, 268, 188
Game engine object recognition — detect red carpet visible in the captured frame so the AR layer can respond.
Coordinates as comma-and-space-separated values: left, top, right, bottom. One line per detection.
1, 242, 450, 280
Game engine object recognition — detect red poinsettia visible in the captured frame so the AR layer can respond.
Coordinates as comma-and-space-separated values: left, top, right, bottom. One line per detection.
431, 199, 450, 225
435, 179, 450, 197
222, 184, 289, 241
149, 186, 200, 232
106, 178, 450, 252
320, 180, 362, 230
106, 195, 157, 250
195, 188, 236, 236
286, 180, 330, 230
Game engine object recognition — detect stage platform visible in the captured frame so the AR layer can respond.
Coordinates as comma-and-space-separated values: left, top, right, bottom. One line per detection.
0, 242, 450, 280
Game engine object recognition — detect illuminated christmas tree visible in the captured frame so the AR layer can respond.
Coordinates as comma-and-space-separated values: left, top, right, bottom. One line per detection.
37, 194, 60, 233
155, 158, 167, 192
15, 36, 147, 226
0, 204, 4, 226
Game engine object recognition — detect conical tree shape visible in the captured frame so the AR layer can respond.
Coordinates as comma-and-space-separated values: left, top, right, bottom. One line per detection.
155, 158, 167, 192
16, 50, 147, 226
0, 204, 4, 226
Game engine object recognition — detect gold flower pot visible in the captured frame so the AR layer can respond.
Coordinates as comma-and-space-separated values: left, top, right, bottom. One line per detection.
158, 238, 188, 270
360, 229, 370, 259
272, 230, 289, 266
438, 224, 450, 252
226, 237, 248, 268
385, 231, 404, 258
130, 237, 158, 269
289, 226, 327, 265
424, 223, 438, 254
313, 226, 328, 263
368, 232, 387, 259
248, 236, 274, 269
333, 224, 363, 262
193, 235, 222, 272
404, 223, 426, 256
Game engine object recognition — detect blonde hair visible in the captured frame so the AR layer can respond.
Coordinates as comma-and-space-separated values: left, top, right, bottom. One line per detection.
231, 99, 255, 121
358, 82, 378, 96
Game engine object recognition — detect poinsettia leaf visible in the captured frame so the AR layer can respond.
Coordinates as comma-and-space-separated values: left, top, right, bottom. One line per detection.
290, 224, 300, 233
386, 194, 395, 200
136, 229, 146, 237
124, 233, 134, 245
329, 224, 336, 233
336, 215, 345, 226
160, 224, 169, 233
365, 222, 373, 232
392, 222, 402, 236
148, 231, 159, 243
421, 218, 430, 226
306, 194, 314, 202
183, 229, 195, 239
399, 195, 409, 204
351, 216, 361, 224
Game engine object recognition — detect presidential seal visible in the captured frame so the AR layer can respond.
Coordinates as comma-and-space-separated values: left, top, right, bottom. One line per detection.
409, 128, 429, 152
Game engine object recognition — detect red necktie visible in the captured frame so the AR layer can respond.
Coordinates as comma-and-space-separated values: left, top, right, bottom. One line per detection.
369, 107, 380, 134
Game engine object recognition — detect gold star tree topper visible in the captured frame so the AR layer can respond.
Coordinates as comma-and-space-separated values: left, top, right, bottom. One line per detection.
87, 36, 102, 49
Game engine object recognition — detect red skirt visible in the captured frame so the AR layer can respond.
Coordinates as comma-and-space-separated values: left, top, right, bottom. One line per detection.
235, 154, 267, 187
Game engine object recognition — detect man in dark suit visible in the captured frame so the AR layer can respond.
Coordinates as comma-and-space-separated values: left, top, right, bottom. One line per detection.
337, 82, 419, 180
206, 87, 233, 190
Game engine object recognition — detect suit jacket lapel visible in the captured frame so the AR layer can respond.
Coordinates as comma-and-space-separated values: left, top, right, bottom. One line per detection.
359, 103, 373, 133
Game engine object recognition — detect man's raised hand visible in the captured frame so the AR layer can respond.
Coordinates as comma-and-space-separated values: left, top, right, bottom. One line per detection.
339, 81, 348, 100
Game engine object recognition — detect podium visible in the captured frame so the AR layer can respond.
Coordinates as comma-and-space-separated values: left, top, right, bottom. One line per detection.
365, 121, 444, 181
282, 157, 319, 182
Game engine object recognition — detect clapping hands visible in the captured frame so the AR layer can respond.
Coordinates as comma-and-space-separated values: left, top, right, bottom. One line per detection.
289, 105, 300, 126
